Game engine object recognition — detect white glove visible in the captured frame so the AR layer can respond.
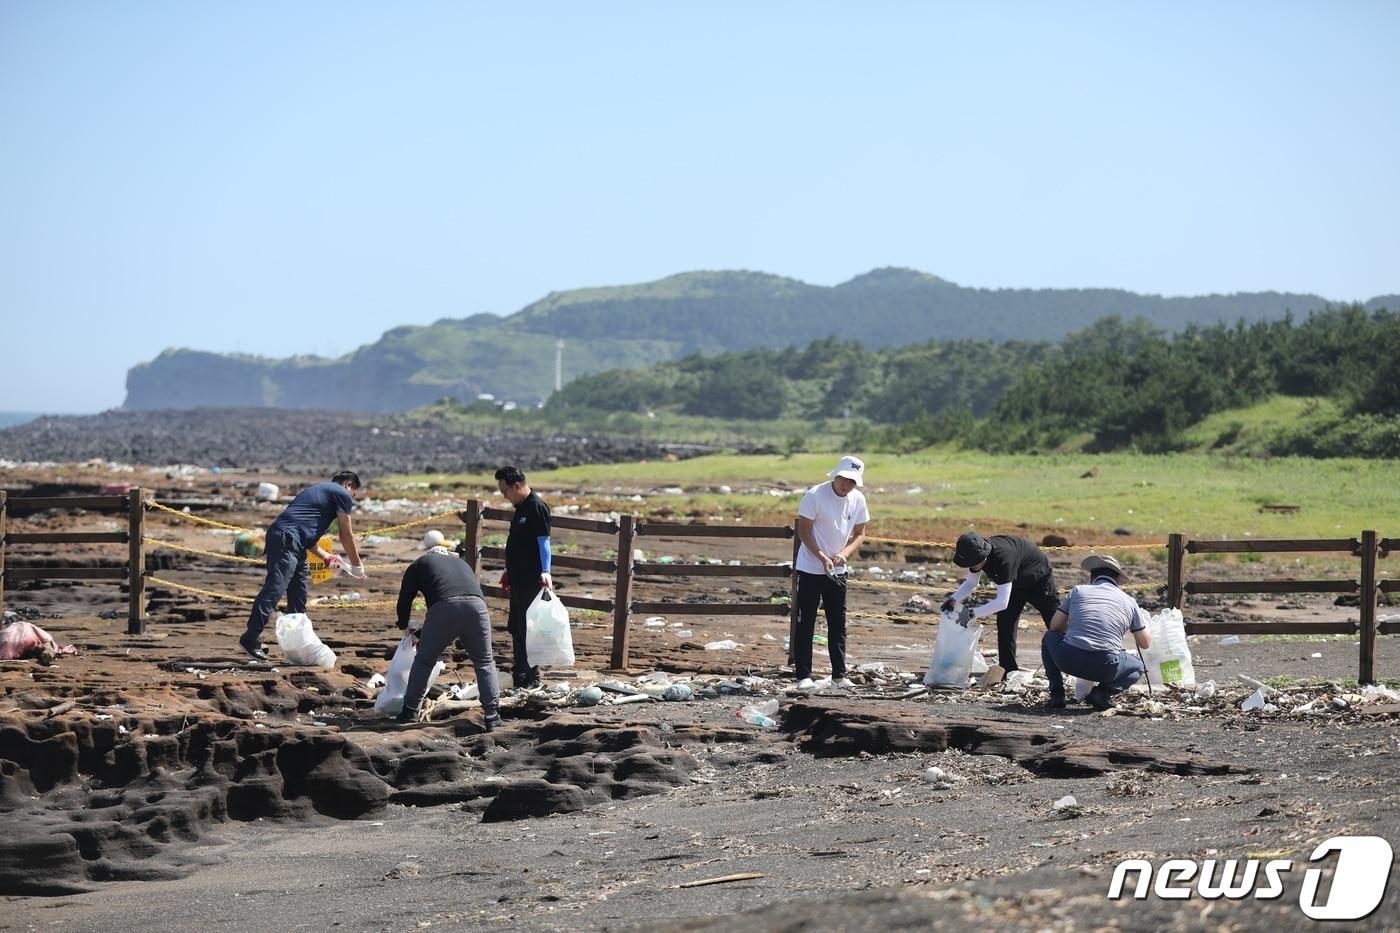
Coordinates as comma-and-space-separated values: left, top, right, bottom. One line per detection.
346, 563, 367, 580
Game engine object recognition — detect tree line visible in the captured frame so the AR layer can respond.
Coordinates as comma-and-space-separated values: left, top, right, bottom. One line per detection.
547, 306, 1400, 457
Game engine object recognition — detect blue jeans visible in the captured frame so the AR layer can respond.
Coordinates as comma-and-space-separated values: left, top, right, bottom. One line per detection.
1042, 630, 1144, 699
243, 526, 309, 644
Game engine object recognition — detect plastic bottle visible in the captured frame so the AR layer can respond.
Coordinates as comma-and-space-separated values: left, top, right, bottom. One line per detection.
736, 699, 779, 727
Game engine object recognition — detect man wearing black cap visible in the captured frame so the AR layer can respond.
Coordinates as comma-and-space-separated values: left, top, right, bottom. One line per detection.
942, 532, 1059, 673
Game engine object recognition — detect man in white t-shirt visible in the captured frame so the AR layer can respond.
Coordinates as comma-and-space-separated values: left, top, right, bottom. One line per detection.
792, 455, 870, 688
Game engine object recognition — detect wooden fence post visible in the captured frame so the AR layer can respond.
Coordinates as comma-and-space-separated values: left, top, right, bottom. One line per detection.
127, 488, 146, 634
788, 533, 800, 666
0, 490, 7, 620
1359, 529, 1378, 684
610, 514, 636, 671
1166, 532, 1186, 610
458, 499, 482, 576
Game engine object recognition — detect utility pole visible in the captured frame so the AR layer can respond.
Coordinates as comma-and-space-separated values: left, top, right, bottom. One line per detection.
554, 339, 564, 393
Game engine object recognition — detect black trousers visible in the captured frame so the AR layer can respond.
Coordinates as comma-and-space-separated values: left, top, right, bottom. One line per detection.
995, 571, 1060, 672
507, 580, 541, 685
794, 570, 848, 680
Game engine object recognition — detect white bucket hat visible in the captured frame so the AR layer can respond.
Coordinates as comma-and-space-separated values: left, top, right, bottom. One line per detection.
828, 455, 865, 487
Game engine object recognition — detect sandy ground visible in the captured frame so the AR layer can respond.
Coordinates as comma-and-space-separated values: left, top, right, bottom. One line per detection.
3, 469, 1399, 931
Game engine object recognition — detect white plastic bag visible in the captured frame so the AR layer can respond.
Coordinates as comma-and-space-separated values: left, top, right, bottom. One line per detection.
525, 589, 575, 668
274, 613, 336, 668
924, 605, 983, 688
373, 632, 444, 715
1134, 608, 1195, 687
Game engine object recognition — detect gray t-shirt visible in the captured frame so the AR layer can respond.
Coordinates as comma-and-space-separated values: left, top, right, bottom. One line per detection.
1062, 577, 1149, 652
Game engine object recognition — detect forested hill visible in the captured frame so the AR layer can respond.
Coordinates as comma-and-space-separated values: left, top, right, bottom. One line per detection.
124, 267, 1393, 412
549, 307, 1400, 457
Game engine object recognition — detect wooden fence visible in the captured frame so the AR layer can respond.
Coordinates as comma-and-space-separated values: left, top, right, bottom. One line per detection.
455, 499, 794, 670
0, 488, 148, 634
1164, 531, 1391, 682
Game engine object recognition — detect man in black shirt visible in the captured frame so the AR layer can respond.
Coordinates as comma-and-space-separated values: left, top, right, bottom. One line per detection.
394, 546, 501, 729
495, 465, 552, 689
942, 532, 1060, 673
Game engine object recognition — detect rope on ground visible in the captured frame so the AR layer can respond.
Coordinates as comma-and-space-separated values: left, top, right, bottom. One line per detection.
847, 578, 935, 593
145, 536, 412, 572
146, 537, 264, 565
358, 510, 462, 537
146, 497, 461, 540
146, 576, 256, 604
864, 533, 1164, 552
145, 575, 399, 611
145, 498, 255, 532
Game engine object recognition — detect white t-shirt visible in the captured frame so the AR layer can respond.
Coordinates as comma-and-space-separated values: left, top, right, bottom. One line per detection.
795, 482, 870, 575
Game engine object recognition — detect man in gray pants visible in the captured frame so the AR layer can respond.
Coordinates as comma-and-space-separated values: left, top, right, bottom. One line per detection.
394, 546, 501, 730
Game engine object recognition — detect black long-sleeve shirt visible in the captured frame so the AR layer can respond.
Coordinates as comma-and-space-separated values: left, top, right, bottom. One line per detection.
396, 550, 484, 627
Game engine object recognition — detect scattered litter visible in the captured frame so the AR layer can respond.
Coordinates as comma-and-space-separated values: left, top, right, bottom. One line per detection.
1002, 670, 1033, 694
1195, 680, 1216, 699
1310, 652, 1322, 659
663, 684, 693, 702
1052, 795, 1079, 813
736, 699, 779, 728
1219, 635, 1241, 646
1241, 690, 1266, 711
446, 683, 479, 701
923, 766, 961, 788
575, 686, 604, 706
644, 617, 667, 627
676, 629, 693, 638
704, 640, 740, 651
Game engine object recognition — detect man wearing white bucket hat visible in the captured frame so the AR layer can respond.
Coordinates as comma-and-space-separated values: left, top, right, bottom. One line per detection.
1042, 554, 1152, 711
792, 455, 870, 689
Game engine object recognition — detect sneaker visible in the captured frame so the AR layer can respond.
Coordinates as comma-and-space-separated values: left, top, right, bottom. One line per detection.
239, 637, 269, 662
514, 676, 541, 691
831, 677, 855, 689
795, 677, 816, 690
396, 705, 420, 725
1084, 686, 1114, 711
482, 711, 502, 733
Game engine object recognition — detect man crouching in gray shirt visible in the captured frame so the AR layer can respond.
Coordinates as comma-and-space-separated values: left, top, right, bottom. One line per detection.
394, 546, 502, 730
1042, 554, 1152, 712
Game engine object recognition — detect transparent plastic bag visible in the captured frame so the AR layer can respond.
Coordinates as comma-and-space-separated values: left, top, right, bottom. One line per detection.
525, 590, 575, 667
274, 613, 336, 668
924, 605, 984, 688
373, 632, 444, 715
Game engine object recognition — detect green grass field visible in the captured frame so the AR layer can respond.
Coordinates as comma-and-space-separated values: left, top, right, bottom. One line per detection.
393, 448, 1398, 544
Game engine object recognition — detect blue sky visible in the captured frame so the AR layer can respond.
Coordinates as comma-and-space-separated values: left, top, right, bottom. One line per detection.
2, 1, 1397, 412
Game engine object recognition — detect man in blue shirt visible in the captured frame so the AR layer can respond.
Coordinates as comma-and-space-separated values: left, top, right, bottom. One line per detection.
241, 470, 365, 661
495, 465, 552, 690
1042, 554, 1153, 711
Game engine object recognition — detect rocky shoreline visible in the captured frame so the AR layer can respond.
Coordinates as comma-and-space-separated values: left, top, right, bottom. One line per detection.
0, 408, 707, 475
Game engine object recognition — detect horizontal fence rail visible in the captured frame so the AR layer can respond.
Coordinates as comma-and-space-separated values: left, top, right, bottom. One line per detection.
1169, 529, 1390, 683
1, 488, 147, 632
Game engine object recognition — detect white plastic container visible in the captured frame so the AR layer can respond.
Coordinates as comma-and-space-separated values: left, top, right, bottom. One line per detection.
1135, 608, 1196, 687
256, 482, 280, 501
